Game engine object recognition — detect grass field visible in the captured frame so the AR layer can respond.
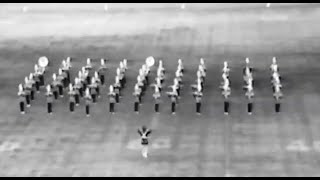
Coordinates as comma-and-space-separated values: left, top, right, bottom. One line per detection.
1, 3, 320, 177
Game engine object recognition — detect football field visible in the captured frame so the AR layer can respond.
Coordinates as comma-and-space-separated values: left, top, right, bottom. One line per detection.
1, 3, 320, 177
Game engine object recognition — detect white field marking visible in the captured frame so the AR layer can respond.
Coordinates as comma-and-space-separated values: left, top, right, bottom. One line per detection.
126, 138, 141, 150
286, 140, 310, 152
0, 141, 21, 152
312, 141, 320, 152
151, 137, 171, 149
0, 20, 15, 25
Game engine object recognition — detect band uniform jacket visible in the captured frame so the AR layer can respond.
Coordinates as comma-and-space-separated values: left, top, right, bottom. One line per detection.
46, 92, 53, 103
108, 93, 116, 103
153, 92, 161, 104
85, 95, 92, 105
24, 82, 32, 95
68, 90, 76, 102
18, 90, 26, 102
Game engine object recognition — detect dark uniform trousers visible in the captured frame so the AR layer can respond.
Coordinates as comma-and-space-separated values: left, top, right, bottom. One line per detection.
48, 103, 52, 113
39, 75, 44, 86
20, 102, 24, 113
53, 91, 58, 100
86, 105, 90, 115
171, 102, 176, 113
30, 90, 34, 100
26, 94, 30, 106
110, 103, 115, 113
58, 85, 63, 96
35, 81, 40, 92
134, 102, 139, 112
248, 102, 253, 113
196, 102, 201, 113
275, 103, 281, 113
70, 102, 75, 112
224, 101, 230, 114
75, 94, 80, 104
100, 75, 105, 85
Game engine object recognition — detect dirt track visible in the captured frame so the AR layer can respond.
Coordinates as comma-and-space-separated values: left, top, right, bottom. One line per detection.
1, 3, 320, 177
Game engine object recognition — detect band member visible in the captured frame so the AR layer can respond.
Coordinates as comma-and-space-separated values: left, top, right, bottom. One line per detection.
196, 70, 204, 89
137, 126, 152, 158
222, 61, 230, 77
244, 82, 254, 115
200, 58, 206, 72
193, 88, 203, 115
57, 69, 66, 97
133, 84, 142, 113
154, 77, 162, 92
78, 70, 86, 94
152, 84, 161, 113
82, 66, 90, 86
84, 88, 92, 117
142, 64, 150, 85
85, 58, 92, 84
123, 59, 128, 70
33, 64, 40, 92
137, 75, 145, 98
139, 70, 147, 93
158, 60, 165, 84
85, 58, 92, 70
114, 76, 121, 103
73, 77, 82, 105
61, 60, 69, 86
89, 77, 98, 103
66, 57, 72, 83
170, 78, 181, 98
221, 85, 231, 115
51, 73, 60, 100
24, 76, 31, 107
175, 67, 183, 85
46, 85, 53, 115
98, 59, 107, 85
270, 57, 278, 73
68, 83, 76, 113
37, 64, 45, 86
28, 73, 35, 101
133, 83, 142, 105
120, 66, 127, 89
167, 89, 178, 114
108, 85, 116, 113
18, 84, 26, 114
178, 59, 184, 73
273, 83, 283, 113
198, 65, 206, 83
94, 71, 101, 97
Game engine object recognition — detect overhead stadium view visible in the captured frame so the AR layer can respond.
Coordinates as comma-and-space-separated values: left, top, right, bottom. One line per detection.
1, 3, 320, 177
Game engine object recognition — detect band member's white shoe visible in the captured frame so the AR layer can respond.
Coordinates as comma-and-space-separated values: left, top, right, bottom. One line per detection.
248, 112, 252, 115
27, 104, 31, 108
21, 111, 25, 115
224, 112, 229, 115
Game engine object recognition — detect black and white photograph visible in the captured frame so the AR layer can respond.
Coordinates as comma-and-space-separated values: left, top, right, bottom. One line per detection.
1, 3, 320, 177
